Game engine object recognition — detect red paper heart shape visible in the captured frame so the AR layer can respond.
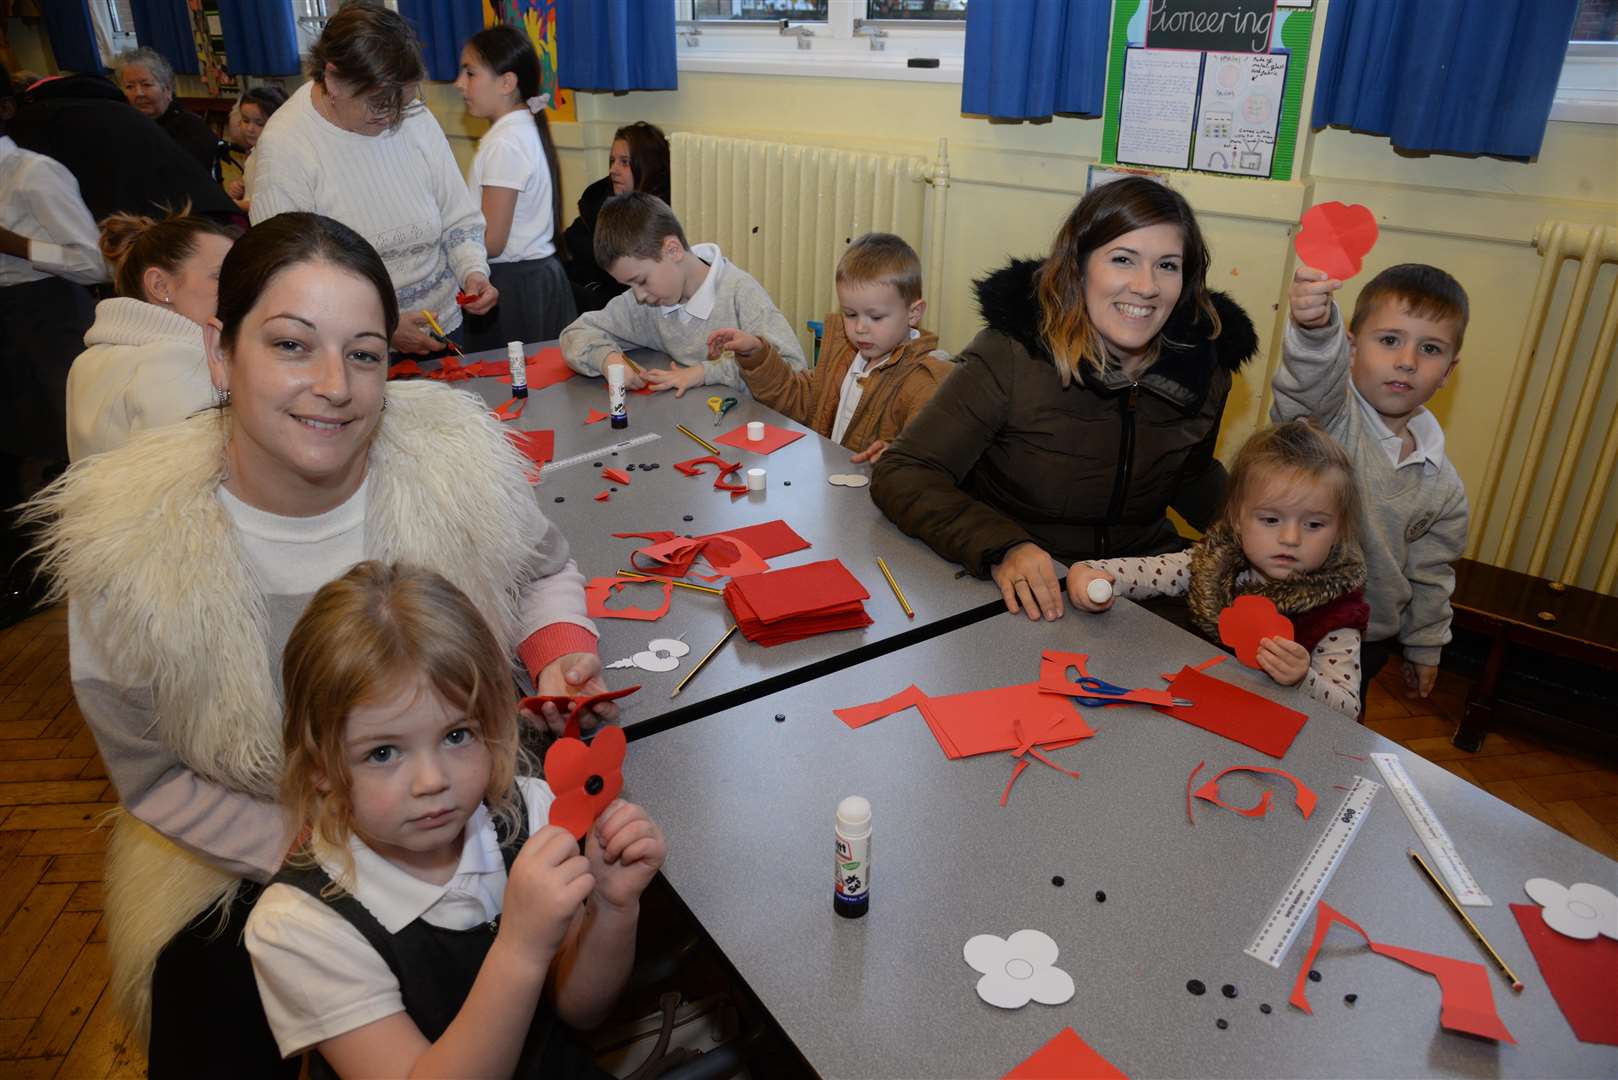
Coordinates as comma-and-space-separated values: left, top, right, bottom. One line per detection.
1217, 595, 1295, 668
1295, 202, 1379, 281
544, 725, 626, 839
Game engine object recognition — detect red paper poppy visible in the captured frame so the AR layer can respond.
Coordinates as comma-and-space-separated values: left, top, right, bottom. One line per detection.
1217, 595, 1295, 668
545, 725, 626, 840
521, 684, 641, 739
1295, 201, 1379, 281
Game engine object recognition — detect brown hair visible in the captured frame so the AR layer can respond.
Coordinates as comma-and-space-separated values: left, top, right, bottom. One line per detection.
837, 232, 923, 306
613, 122, 671, 202
1221, 421, 1362, 544
98, 204, 237, 301
1349, 263, 1470, 352
280, 562, 529, 884
1036, 176, 1219, 385
593, 191, 688, 269
308, 0, 426, 130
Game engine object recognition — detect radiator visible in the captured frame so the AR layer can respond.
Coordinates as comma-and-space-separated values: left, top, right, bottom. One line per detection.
1468, 221, 1618, 594
669, 132, 949, 359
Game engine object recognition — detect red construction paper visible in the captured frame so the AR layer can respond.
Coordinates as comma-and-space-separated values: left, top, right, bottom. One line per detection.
630, 536, 707, 577
1512, 902, 1618, 1045
520, 686, 641, 740
584, 577, 672, 621
585, 408, 609, 425
602, 467, 631, 485
1003, 1026, 1128, 1080
1295, 201, 1379, 281
1155, 666, 1309, 759
676, 455, 748, 499
714, 422, 806, 456
387, 359, 423, 379
594, 491, 610, 502
693, 533, 768, 580
490, 397, 527, 422
1194, 765, 1317, 819
924, 683, 1094, 759
1160, 655, 1226, 683
1217, 595, 1295, 669
728, 559, 868, 623
508, 429, 553, 465
835, 684, 930, 729
1290, 902, 1514, 1043
696, 519, 810, 560
613, 531, 675, 543
1186, 761, 1204, 826
544, 724, 626, 839
999, 759, 1031, 808
498, 346, 576, 391
1037, 650, 1180, 707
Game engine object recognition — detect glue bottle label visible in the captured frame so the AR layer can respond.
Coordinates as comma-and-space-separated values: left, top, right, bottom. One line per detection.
834, 831, 869, 914
606, 365, 628, 429
506, 341, 528, 398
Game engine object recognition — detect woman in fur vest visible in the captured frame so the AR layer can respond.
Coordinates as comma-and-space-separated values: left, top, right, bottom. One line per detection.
872, 177, 1258, 622
24, 212, 617, 1077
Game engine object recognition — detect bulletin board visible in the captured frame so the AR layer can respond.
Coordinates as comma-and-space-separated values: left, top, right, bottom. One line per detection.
1100, 0, 1315, 181
484, 0, 576, 123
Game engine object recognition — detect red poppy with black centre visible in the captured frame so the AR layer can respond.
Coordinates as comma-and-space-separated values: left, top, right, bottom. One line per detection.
544, 725, 626, 841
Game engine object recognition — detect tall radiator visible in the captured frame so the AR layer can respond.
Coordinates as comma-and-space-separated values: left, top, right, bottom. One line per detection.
669, 132, 948, 360
1469, 221, 1618, 594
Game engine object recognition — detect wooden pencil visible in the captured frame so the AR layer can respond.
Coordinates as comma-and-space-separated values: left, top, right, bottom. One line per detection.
676, 423, 721, 455
1408, 849, 1524, 991
876, 556, 914, 618
617, 569, 724, 596
671, 625, 737, 699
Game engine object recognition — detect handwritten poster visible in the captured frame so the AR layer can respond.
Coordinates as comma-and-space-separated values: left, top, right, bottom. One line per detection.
1190, 51, 1288, 175
1116, 48, 1202, 169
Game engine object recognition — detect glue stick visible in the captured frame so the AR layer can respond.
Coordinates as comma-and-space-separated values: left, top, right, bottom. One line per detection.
606, 363, 628, 429
835, 795, 871, 919
507, 341, 527, 398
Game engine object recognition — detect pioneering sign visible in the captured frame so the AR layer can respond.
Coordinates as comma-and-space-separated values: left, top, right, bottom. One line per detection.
1146, 0, 1279, 54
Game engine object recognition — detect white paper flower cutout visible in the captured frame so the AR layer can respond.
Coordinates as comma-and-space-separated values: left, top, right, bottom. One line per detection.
1525, 878, 1618, 940
963, 929, 1075, 1009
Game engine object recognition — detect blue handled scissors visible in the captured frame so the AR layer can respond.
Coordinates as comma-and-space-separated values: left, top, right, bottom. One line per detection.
1069, 675, 1192, 709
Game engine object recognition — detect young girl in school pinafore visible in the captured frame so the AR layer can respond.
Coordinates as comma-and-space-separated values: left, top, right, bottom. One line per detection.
1069, 421, 1371, 717
245, 561, 665, 1079
455, 25, 577, 351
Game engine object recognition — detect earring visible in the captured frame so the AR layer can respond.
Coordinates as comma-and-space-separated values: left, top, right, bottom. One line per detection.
214, 386, 231, 407
161, 296, 172, 304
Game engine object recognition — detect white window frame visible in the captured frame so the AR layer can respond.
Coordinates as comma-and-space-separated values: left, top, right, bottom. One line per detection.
674, 0, 966, 84
89, 0, 139, 64
292, 0, 400, 58
1551, 41, 1618, 124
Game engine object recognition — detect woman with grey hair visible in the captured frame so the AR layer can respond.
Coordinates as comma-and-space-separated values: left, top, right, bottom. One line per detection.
114, 47, 222, 174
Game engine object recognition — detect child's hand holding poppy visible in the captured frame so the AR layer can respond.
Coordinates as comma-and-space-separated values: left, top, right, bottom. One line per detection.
585, 800, 666, 912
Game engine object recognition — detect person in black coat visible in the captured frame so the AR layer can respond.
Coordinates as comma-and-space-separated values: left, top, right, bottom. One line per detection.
563, 121, 669, 313
114, 47, 222, 177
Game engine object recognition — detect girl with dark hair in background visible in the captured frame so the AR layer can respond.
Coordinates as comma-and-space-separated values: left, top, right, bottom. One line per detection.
222, 86, 289, 210
564, 120, 671, 312
455, 25, 577, 349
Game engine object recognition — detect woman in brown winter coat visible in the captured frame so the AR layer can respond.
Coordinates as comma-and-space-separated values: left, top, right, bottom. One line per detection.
872, 177, 1258, 621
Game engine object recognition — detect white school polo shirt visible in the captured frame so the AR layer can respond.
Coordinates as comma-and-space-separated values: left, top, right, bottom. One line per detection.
468, 109, 556, 264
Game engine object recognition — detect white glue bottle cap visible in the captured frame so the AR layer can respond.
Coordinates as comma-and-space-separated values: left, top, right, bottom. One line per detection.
507, 341, 528, 397
606, 364, 625, 390
837, 795, 871, 839
1087, 577, 1113, 604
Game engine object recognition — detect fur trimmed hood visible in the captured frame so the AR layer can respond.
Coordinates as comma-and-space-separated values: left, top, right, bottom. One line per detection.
973, 257, 1259, 412
1186, 521, 1368, 640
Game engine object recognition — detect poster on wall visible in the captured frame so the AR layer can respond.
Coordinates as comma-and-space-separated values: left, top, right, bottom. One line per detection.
188, 0, 237, 96
484, 0, 576, 122
1101, 0, 1314, 181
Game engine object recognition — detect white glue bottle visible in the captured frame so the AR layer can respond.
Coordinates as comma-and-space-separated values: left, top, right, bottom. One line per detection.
507, 341, 528, 398
834, 795, 871, 919
607, 363, 628, 429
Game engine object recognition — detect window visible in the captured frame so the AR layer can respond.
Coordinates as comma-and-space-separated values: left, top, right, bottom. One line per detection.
292, 0, 399, 56
675, 0, 966, 82
89, 0, 139, 62
1553, 0, 1618, 122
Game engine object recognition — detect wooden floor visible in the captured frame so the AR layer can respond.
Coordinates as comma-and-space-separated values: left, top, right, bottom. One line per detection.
0, 606, 1613, 1078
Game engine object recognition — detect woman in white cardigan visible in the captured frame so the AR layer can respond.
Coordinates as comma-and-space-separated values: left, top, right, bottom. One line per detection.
65, 209, 235, 460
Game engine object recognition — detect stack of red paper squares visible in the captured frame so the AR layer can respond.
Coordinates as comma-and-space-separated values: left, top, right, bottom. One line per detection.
723, 559, 873, 646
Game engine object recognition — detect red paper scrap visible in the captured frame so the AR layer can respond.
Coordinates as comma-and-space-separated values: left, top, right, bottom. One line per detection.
585, 408, 609, 425
924, 683, 1094, 759
630, 536, 706, 577
1003, 1026, 1128, 1080
1291, 902, 1514, 1043
999, 759, 1031, 808
1037, 650, 1180, 707
675, 454, 748, 498
508, 429, 554, 465
714, 421, 806, 456
1160, 654, 1226, 683
1512, 902, 1618, 1045
1156, 665, 1308, 759
387, 359, 423, 379
498, 345, 575, 391
693, 533, 768, 581
594, 491, 610, 502
1218, 595, 1295, 669
544, 724, 625, 839
584, 577, 672, 621
1186, 761, 1204, 826
521, 686, 640, 740
834, 684, 931, 729
455, 289, 475, 306
601, 467, 631, 485
1295, 201, 1380, 281
1193, 765, 1317, 819
490, 397, 527, 422
696, 519, 810, 560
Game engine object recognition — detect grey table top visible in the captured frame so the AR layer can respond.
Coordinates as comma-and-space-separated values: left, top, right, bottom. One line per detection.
440, 343, 1004, 733
620, 598, 1618, 1079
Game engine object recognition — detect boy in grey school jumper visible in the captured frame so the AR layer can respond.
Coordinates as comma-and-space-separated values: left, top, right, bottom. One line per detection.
560, 191, 804, 395
1273, 262, 1470, 711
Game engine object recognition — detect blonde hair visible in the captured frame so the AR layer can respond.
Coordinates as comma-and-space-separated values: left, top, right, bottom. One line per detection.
98, 202, 236, 301
280, 562, 529, 884
1036, 176, 1219, 386
1222, 421, 1362, 544
836, 232, 923, 305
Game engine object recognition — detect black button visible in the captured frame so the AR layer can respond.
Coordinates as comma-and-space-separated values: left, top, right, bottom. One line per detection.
554, 497, 564, 503
774, 713, 785, 723
683, 515, 694, 522
1308, 970, 1322, 983
1186, 980, 1206, 996
1344, 993, 1357, 1005
1259, 1004, 1272, 1015
1094, 890, 1106, 903
584, 775, 604, 795
1215, 1019, 1228, 1031
1221, 984, 1237, 998
1051, 875, 1064, 887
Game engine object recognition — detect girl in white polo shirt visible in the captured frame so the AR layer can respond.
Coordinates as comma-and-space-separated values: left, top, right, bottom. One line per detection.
456, 25, 576, 352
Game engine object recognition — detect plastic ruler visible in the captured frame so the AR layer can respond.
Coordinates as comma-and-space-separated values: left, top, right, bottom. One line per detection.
540, 433, 662, 477
1245, 775, 1381, 968
1370, 751, 1491, 907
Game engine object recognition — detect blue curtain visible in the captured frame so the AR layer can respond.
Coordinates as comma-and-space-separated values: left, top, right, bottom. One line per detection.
41, 0, 104, 74
557, 0, 677, 93
1313, 0, 1580, 158
397, 0, 484, 83
130, 0, 200, 76
214, 0, 301, 76
962, 0, 1110, 120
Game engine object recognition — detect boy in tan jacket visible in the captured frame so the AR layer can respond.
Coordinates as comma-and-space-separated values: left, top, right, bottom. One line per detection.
707, 232, 952, 462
